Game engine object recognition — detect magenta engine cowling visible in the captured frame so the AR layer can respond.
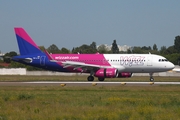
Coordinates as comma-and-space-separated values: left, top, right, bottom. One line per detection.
94, 68, 118, 78
118, 72, 133, 78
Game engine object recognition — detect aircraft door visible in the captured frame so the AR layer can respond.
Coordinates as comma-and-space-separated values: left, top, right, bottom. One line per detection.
40, 56, 46, 66
147, 56, 153, 66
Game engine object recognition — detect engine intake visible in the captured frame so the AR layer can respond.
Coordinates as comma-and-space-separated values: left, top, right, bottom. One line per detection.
94, 68, 118, 78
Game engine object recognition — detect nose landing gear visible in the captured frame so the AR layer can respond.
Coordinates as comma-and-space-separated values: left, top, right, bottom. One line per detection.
149, 73, 154, 82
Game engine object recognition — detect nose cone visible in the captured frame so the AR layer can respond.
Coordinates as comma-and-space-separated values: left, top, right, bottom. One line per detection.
168, 62, 175, 70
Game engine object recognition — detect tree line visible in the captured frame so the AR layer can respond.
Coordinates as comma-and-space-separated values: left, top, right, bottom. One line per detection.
1, 35, 180, 70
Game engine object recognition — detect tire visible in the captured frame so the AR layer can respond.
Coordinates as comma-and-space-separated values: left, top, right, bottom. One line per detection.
150, 77, 154, 82
87, 76, 94, 81
98, 77, 105, 81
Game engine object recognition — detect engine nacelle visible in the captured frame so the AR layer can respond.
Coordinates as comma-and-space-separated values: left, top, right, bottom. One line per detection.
118, 72, 133, 78
94, 68, 118, 78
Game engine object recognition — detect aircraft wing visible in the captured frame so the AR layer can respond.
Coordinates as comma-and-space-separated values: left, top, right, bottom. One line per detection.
61, 61, 112, 70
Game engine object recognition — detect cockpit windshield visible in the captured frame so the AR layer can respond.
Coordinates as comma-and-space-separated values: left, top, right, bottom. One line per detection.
159, 59, 168, 62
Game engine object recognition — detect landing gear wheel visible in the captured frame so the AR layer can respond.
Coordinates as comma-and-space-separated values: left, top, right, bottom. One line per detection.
150, 77, 154, 82
98, 77, 105, 81
149, 73, 154, 82
87, 76, 94, 81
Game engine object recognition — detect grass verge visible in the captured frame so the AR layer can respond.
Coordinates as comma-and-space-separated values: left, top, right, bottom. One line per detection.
0, 85, 180, 119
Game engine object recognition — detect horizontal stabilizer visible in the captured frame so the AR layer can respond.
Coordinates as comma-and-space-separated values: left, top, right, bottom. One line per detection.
12, 56, 32, 63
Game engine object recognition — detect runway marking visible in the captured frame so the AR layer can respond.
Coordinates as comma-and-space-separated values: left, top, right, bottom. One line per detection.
22, 81, 180, 85
0, 82, 180, 86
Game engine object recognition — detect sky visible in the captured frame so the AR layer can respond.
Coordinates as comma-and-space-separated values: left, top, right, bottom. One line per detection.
0, 0, 180, 54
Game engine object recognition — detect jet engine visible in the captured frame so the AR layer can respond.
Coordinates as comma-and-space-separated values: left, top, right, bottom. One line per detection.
94, 68, 118, 78
118, 72, 133, 78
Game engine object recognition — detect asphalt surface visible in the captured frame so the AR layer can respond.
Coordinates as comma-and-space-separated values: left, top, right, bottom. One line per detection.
0, 81, 180, 86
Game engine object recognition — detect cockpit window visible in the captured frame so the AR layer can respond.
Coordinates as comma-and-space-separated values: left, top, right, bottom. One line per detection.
159, 59, 168, 62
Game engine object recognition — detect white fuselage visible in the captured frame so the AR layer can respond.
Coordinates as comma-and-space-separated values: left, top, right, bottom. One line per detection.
104, 54, 174, 73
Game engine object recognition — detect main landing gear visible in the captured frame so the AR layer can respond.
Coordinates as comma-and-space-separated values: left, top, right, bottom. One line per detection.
149, 73, 154, 82
87, 76, 94, 81
87, 76, 105, 81
87, 71, 94, 81
98, 77, 105, 81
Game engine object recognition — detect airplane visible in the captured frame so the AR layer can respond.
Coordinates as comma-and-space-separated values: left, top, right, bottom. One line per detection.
12, 27, 175, 82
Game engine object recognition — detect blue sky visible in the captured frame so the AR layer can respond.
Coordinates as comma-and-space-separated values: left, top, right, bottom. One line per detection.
0, 0, 180, 53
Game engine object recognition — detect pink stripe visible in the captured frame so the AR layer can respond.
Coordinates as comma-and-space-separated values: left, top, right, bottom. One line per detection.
51, 54, 111, 66
14, 28, 39, 49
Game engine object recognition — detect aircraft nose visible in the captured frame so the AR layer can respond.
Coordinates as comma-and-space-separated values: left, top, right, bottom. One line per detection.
168, 62, 175, 70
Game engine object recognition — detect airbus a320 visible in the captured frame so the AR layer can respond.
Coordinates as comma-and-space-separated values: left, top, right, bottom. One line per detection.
12, 28, 175, 81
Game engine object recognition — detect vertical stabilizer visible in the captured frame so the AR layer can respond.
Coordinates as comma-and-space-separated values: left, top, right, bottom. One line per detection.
14, 28, 42, 55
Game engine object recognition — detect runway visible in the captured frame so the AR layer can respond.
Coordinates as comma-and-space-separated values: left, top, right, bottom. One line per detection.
0, 81, 180, 86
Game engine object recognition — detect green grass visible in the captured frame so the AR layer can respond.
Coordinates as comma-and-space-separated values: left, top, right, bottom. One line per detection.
0, 75, 180, 119
0, 85, 180, 120
0, 75, 179, 82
